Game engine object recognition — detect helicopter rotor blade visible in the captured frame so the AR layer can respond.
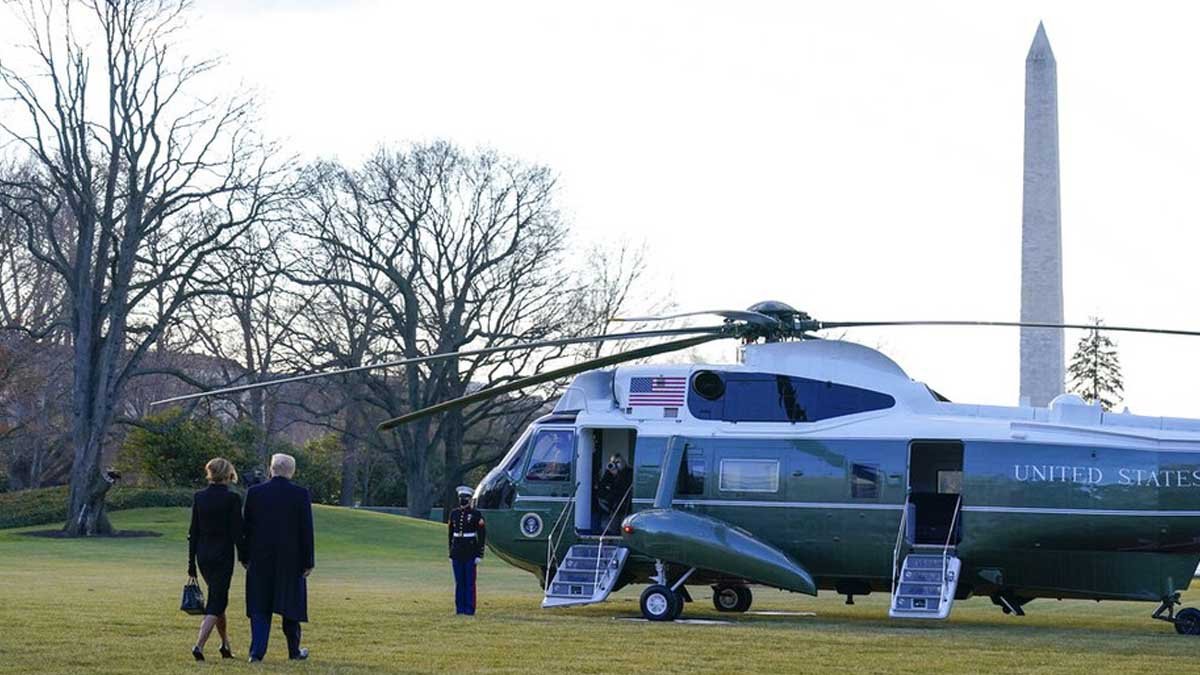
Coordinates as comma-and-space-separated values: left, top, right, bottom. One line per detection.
817, 319, 1200, 338
612, 309, 780, 326
376, 332, 726, 431
150, 325, 727, 407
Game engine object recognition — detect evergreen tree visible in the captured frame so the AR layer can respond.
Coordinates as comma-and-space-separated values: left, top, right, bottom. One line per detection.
1067, 317, 1124, 410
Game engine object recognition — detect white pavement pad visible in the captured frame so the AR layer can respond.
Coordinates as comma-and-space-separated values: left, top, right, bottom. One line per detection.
615, 617, 733, 625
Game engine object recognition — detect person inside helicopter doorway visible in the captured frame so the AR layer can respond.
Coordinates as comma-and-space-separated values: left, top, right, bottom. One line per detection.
595, 453, 633, 534
448, 485, 486, 615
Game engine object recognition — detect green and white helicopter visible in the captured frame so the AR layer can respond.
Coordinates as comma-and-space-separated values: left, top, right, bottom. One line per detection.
159, 301, 1200, 634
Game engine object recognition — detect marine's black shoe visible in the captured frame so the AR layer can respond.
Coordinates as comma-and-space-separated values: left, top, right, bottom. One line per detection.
191, 646, 204, 661
289, 648, 309, 661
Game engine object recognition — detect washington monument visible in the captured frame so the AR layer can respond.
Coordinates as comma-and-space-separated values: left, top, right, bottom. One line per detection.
1020, 22, 1064, 407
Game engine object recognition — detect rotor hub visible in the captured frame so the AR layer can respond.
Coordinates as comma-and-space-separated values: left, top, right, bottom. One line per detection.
747, 300, 807, 324
745, 301, 815, 340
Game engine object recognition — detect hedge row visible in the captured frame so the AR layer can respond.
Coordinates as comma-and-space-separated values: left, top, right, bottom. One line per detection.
0, 485, 194, 530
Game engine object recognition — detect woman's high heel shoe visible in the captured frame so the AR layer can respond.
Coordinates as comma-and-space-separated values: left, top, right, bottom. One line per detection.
219, 645, 234, 659
191, 646, 204, 661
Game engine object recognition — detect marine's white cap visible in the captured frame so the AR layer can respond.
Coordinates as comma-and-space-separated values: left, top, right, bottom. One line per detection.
455, 485, 474, 497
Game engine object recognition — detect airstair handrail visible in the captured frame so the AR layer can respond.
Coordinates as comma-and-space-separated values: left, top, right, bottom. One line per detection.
545, 482, 580, 582
940, 493, 962, 600
546, 493, 576, 578
595, 483, 635, 589
891, 493, 910, 591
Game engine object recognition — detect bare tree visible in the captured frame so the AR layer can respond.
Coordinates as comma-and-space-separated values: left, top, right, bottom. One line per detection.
0, 0, 287, 534
0, 330, 73, 489
572, 239, 677, 359
0, 162, 72, 489
179, 224, 315, 462
293, 144, 580, 518
286, 204, 399, 506
0, 163, 67, 339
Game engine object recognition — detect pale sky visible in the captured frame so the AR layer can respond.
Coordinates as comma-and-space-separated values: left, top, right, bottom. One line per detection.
9, 1, 1200, 416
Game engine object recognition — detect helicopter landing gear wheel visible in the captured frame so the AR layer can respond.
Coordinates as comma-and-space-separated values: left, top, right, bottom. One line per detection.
1175, 608, 1200, 636
712, 584, 752, 612
671, 590, 687, 621
735, 586, 752, 612
713, 585, 740, 612
641, 584, 680, 622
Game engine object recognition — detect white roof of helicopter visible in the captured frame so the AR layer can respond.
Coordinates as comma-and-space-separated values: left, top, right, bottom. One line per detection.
552, 339, 1200, 451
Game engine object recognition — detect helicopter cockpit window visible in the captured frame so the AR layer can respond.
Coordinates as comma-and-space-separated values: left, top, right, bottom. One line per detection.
688, 371, 895, 423
524, 429, 574, 482
501, 431, 531, 479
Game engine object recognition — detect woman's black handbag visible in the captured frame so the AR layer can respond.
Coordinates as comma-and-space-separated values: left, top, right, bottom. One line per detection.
180, 577, 205, 615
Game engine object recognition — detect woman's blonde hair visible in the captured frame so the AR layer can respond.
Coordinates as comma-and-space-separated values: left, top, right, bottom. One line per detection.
205, 457, 238, 485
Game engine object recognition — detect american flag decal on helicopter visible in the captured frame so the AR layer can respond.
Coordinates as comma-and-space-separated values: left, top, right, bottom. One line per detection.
629, 376, 687, 407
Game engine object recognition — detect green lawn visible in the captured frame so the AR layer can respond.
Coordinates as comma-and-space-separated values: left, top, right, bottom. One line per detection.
0, 506, 1195, 674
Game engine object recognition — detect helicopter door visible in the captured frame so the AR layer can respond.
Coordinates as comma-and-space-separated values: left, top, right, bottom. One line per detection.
906, 441, 964, 545
575, 428, 637, 534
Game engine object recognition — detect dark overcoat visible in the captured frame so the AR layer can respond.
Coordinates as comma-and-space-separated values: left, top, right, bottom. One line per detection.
241, 476, 315, 622
189, 483, 244, 572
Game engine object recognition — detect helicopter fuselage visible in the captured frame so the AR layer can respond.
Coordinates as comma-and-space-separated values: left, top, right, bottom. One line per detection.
474, 340, 1200, 608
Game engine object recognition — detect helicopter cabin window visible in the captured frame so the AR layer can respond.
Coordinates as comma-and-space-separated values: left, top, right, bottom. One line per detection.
850, 463, 881, 499
937, 470, 963, 494
687, 371, 895, 423
719, 459, 780, 493
524, 429, 574, 482
676, 449, 706, 496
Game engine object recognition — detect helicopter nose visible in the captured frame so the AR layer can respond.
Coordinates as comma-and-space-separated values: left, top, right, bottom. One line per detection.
473, 469, 518, 510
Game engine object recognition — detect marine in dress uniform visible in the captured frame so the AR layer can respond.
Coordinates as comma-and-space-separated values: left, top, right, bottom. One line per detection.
448, 485, 486, 615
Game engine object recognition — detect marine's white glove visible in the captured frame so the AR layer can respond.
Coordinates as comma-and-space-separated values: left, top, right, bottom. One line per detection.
475, 557, 482, 565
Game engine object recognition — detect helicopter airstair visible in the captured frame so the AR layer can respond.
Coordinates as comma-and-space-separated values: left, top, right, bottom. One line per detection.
542, 542, 630, 608
889, 548, 961, 619
889, 493, 963, 620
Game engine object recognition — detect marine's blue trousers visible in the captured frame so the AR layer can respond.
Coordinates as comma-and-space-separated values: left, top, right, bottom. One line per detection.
451, 557, 477, 615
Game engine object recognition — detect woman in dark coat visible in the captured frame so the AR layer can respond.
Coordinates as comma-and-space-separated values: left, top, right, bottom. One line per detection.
187, 457, 244, 661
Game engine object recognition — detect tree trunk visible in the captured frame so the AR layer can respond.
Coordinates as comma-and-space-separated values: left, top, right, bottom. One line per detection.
63, 275, 116, 537
360, 459, 371, 507
338, 401, 363, 506
440, 467, 464, 524
440, 408, 465, 523
63, 433, 114, 536
30, 444, 43, 489
339, 441, 358, 506
403, 434, 435, 520
404, 464, 434, 520
64, 475, 114, 536
249, 386, 269, 465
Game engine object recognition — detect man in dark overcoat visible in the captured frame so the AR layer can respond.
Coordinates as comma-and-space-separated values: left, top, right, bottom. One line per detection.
241, 452, 315, 662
